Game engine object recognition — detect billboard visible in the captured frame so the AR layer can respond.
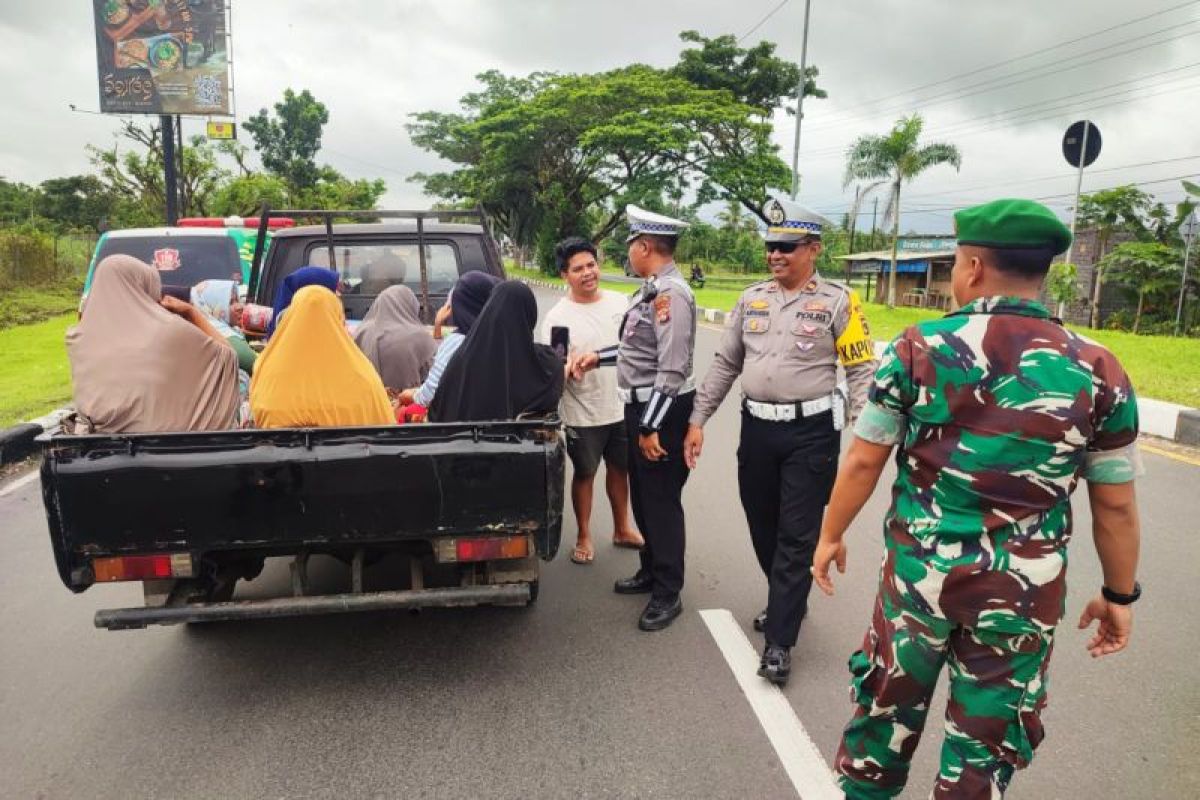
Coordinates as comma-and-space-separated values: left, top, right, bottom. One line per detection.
93, 0, 231, 115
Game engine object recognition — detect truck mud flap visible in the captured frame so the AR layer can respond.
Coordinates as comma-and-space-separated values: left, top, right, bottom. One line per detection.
94, 584, 531, 630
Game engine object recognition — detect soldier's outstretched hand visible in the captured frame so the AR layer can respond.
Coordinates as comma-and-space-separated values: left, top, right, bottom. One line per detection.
811, 538, 847, 596
1078, 595, 1133, 658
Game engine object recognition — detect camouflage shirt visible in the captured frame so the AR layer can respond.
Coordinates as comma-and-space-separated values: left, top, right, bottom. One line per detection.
855, 296, 1140, 633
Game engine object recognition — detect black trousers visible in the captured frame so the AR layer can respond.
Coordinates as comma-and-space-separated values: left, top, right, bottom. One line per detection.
737, 409, 840, 647
625, 392, 693, 599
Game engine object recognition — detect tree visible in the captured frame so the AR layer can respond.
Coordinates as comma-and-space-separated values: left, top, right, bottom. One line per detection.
209, 173, 289, 217
1075, 185, 1154, 328
843, 114, 962, 308
671, 31, 824, 117
35, 175, 120, 233
0, 178, 39, 226
409, 65, 791, 272
244, 89, 330, 193
1045, 261, 1080, 319
1100, 242, 1181, 333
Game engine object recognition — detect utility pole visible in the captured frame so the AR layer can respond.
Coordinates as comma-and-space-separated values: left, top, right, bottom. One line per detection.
161, 115, 178, 225
870, 197, 879, 248
789, 0, 813, 200
1177, 210, 1197, 336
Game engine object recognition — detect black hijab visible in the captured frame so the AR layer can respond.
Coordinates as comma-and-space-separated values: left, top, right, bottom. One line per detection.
428, 281, 564, 422
450, 270, 502, 335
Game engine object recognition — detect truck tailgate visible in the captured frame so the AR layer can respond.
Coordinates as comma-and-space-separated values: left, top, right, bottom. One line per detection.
42, 421, 563, 591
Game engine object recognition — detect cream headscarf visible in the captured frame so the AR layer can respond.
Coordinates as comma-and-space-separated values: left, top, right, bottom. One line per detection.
250, 285, 395, 428
353, 285, 437, 389
66, 255, 239, 433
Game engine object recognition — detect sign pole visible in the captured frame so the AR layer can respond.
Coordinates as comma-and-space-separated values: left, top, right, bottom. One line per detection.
1177, 211, 1197, 336
789, 0, 813, 200
1063, 122, 1089, 266
161, 114, 179, 226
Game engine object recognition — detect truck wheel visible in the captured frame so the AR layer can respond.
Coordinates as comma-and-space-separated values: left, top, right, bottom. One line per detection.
525, 580, 539, 606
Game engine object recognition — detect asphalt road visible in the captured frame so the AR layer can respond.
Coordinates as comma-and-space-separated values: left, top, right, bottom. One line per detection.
1, 285, 1196, 799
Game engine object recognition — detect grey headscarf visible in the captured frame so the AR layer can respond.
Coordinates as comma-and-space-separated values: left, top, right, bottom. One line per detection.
353, 285, 437, 389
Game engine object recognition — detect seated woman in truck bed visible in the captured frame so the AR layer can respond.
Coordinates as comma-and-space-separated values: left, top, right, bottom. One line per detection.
428, 281, 563, 423
66, 255, 240, 433
250, 285, 394, 428
353, 285, 436, 390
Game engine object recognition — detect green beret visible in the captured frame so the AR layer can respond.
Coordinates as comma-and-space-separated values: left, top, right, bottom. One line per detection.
954, 198, 1072, 255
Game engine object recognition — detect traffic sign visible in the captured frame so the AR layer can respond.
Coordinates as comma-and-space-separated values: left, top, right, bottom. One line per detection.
206, 121, 236, 140
1063, 121, 1101, 169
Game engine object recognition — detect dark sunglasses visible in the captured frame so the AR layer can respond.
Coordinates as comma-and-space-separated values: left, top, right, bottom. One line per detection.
766, 241, 810, 254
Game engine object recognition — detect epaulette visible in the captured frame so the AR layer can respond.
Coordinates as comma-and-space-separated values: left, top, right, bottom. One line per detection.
820, 277, 853, 295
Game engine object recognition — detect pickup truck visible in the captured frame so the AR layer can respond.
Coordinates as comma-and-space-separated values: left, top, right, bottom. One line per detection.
41, 208, 564, 631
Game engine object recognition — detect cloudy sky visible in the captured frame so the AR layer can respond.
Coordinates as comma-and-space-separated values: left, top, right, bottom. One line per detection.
1, 0, 1198, 234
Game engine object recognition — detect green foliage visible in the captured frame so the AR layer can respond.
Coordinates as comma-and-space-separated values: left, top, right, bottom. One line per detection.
843, 114, 962, 307
408, 50, 798, 261
209, 173, 289, 217
1045, 262, 1079, 309
1100, 241, 1182, 333
671, 30, 824, 116
243, 88, 330, 193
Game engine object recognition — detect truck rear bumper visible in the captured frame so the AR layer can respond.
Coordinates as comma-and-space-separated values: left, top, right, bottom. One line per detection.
94, 583, 531, 630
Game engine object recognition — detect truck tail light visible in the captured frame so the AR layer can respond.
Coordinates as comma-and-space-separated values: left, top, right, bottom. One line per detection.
92, 553, 194, 582
435, 535, 530, 564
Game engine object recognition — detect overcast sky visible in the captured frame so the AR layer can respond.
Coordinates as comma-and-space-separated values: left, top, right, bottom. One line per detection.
1, 0, 1198, 234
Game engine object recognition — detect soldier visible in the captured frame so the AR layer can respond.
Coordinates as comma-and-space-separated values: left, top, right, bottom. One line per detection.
571, 205, 697, 631
683, 197, 877, 684
811, 198, 1143, 798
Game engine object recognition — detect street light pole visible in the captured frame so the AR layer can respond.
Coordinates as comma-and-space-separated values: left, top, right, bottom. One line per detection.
789, 0, 813, 200
1177, 211, 1197, 336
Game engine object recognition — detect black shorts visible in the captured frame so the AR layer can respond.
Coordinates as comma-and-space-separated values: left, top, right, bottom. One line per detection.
565, 421, 629, 478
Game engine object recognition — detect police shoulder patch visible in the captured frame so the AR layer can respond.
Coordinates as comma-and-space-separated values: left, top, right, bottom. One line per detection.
654, 293, 671, 323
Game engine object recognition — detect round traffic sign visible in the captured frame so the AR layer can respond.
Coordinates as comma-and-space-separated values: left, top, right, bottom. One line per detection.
1063, 121, 1101, 169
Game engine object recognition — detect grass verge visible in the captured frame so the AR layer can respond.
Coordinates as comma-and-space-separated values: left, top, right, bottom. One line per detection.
0, 281, 82, 329
0, 313, 73, 427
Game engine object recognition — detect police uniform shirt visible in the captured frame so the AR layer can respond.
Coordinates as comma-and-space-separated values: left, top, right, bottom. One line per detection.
690, 274, 876, 427
608, 263, 697, 432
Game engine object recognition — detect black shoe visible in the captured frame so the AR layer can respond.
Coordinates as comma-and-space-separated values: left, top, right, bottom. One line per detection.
757, 644, 792, 685
614, 572, 654, 595
753, 608, 768, 633
638, 595, 683, 631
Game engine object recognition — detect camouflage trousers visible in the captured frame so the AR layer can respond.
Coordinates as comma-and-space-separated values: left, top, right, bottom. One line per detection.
835, 527, 1060, 799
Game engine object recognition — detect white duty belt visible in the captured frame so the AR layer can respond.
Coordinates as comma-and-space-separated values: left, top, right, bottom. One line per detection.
617, 376, 695, 405
743, 388, 847, 431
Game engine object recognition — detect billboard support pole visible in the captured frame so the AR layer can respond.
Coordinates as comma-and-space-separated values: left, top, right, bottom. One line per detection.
161, 114, 179, 225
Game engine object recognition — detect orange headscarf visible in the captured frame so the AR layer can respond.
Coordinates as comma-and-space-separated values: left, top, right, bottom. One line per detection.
250, 285, 394, 428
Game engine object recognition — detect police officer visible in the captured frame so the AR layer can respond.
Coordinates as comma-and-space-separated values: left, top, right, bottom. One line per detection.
684, 197, 876, 683
572, 205, 697, 632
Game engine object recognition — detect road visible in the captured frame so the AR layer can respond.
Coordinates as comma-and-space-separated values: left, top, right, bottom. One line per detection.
1, 285, 1197, 799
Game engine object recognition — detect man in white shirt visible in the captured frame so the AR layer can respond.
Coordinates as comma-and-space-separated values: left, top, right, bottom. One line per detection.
542, 238, 644, 564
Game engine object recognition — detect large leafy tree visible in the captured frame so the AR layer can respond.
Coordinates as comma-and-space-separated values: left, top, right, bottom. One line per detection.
243, 89, 330, 193
1100, 241, 1181, 333
1076, 185, 1155, 327
408, 65, 791, 271
36, 176, 121, 233
843, 114, 962, 308
671, 30, 824, 117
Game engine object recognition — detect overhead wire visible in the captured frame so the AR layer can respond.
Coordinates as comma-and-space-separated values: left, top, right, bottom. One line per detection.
738, 0, 790, 43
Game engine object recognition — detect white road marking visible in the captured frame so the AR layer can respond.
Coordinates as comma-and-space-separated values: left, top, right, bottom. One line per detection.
700, 608, 842, 800
0, 470, 40, 499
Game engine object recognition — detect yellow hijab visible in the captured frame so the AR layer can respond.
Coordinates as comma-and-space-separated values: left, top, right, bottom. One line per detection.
250, 285, 394, 428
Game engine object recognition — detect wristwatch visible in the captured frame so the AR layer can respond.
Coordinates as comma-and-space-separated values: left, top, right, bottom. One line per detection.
1101, 581, 1142, 605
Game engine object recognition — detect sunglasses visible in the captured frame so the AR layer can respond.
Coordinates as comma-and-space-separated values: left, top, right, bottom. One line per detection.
765, 240, 816, 254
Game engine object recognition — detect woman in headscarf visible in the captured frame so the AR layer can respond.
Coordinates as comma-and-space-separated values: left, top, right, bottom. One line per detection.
266, 266, 340, 337
67, 255, 239, 433
428, 281, 564, 422
190, 279, 256, 373
400, 271, 502, 409
250, 285, 394, 428
353, 285, 436, 389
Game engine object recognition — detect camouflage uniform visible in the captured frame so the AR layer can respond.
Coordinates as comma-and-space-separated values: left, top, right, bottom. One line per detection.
837, 296, 1140, 799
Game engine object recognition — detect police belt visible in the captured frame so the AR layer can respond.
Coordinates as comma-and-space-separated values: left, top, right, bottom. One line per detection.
617, 377, 695, 405
743, 395, 834, 422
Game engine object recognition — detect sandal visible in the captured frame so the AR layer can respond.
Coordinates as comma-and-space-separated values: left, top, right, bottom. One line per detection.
570, 545, 595, 565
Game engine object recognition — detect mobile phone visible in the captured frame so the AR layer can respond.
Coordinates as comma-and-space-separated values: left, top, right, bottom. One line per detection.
550, 326, 570, 360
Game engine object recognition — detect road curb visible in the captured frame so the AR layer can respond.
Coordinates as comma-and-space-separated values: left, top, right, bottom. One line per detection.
0, 409, 68, 468
519, 277, 1199, 446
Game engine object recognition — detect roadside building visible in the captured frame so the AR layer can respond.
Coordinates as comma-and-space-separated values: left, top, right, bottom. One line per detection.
837, 235, 956, 309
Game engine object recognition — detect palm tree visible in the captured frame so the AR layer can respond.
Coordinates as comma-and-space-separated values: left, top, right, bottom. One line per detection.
843, 115, 962, 308
1075, 185, 1154, 328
